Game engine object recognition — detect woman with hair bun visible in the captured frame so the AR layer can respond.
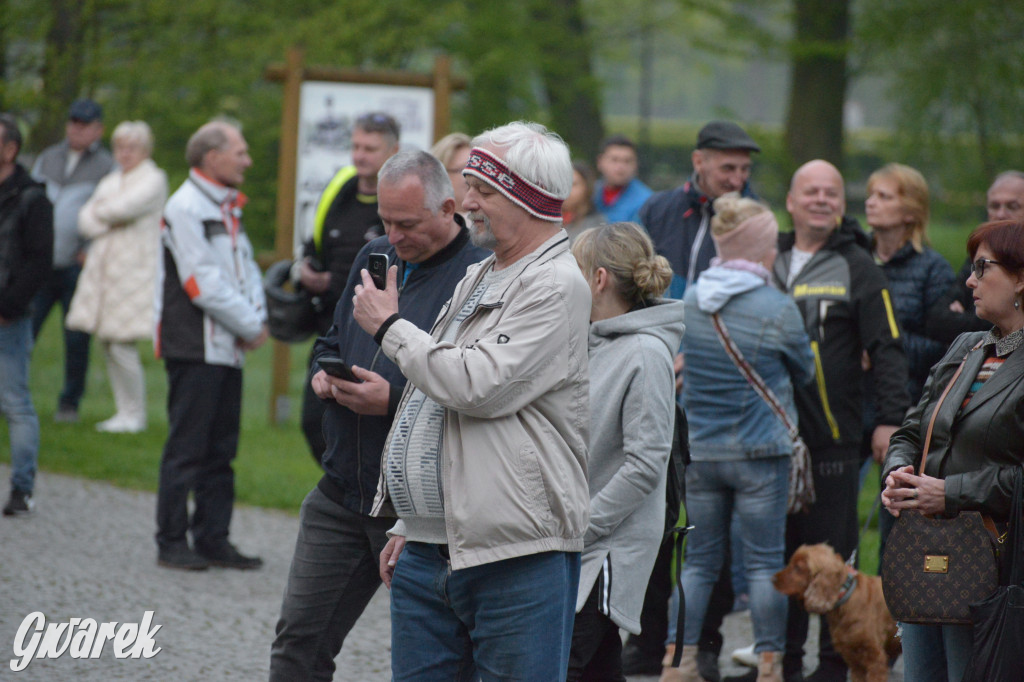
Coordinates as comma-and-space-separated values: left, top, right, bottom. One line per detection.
566, 222, 685, 681
665, 194, 814, 682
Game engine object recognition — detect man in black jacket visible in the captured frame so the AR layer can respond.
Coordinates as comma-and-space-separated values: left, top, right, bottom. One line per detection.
0, 114, 54, 516
270, 150, 488, 681
773, 160, 909, 682
925, 170, 1024, 344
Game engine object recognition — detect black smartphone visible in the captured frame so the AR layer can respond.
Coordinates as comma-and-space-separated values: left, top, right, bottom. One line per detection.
367, 253, 389, 290
318, 357, 360, 382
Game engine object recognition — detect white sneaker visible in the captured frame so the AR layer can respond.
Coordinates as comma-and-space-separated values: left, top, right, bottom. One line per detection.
96, 415, 146, 434
731, 643, 758, 668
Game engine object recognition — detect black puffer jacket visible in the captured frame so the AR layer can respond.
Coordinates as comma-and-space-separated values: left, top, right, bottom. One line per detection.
883, 331, 1024, 520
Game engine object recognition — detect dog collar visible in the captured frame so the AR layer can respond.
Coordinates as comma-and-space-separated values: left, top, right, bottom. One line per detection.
832, 566, 858, 609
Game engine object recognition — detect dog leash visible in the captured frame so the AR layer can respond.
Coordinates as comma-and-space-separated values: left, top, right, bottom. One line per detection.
846, 492, 882, 568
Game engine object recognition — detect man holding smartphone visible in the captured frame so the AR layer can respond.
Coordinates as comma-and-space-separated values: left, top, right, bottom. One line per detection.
270, 150, 488, 681
352, 122, 591, 680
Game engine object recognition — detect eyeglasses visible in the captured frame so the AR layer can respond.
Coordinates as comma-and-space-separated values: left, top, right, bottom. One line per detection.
971, 258, 1003, 279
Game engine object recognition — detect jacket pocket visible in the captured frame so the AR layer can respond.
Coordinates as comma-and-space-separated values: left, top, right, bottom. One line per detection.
516, 441, 554, 525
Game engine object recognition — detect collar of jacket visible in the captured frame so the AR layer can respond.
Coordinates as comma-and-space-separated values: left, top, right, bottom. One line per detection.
0, 164, 36, 201
471, 231, 570, 307
188, 168, 247, 210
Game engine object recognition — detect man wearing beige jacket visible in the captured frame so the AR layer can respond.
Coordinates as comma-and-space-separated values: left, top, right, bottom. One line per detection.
353, 121, 591, 680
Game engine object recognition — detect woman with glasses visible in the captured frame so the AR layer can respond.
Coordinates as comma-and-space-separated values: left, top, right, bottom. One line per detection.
882, 220, 1024, 681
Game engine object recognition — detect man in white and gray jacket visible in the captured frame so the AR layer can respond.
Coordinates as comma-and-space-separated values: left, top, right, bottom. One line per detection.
154, 121, 267, 571
353, 121, 591, 680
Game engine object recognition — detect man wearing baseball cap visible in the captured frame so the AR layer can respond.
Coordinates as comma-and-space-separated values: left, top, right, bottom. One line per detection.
31, 98, 113, 423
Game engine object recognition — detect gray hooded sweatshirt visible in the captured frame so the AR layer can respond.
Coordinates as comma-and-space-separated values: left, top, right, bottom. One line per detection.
576, 297, 685, 634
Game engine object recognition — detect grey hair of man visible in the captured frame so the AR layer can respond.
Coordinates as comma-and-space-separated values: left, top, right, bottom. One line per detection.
992, 170, 1024, 186
378, 149, 454, 214
472, 121, 573, 201
185, 120, 240, 168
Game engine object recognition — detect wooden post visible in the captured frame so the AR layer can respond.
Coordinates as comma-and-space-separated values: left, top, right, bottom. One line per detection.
268, 47, 304, 425
432, 54, 452, 143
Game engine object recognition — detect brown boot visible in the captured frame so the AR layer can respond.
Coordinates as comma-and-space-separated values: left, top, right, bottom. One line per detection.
660, 645, 708, 682
756, 651, 783, 682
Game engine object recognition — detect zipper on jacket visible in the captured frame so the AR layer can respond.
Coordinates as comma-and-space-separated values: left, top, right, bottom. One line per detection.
687, 206, 710, 287
810, 340, 841, 441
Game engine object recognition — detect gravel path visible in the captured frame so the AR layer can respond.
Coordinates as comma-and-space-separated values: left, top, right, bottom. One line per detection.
0, 465, 902, 681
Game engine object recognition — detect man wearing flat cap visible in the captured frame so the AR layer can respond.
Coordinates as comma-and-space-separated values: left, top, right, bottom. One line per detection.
640, 120, 760, 300
31, 98, 114, 423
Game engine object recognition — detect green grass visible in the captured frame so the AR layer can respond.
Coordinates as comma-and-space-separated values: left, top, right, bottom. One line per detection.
0, 313, 323, 514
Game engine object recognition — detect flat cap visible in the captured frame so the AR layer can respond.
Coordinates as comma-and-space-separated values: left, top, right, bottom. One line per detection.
696, 120, 760, 153
68, 99, 103, 123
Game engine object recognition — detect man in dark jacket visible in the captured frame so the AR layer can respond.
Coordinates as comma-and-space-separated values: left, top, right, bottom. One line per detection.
298, 111, 400, 463
640, 120, 761, 300
773, 160, 909, 682
925, 170, 1024, 344
270, 150, 488, 681
0, 114, 54, 516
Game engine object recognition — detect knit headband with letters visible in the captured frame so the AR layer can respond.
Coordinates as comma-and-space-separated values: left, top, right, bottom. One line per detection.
463, 147, 563, 221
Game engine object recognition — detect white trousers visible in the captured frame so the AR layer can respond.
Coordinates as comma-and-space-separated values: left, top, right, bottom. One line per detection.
102, 341, 146, 422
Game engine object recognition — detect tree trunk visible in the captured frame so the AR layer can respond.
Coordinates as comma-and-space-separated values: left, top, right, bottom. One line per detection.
531, 0, 604, 162
34, 0, 87, 148
783, 0, 849, 172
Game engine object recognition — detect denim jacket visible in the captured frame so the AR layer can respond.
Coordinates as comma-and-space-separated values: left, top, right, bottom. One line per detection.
683, 264, 814, 460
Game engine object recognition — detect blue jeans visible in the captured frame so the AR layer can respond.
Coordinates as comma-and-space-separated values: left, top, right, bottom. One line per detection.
681, 457, 789, 653
0, 317, 40, 493
31, 264, 91, 410
391, 542, 580, 681
899, 622, 972, 682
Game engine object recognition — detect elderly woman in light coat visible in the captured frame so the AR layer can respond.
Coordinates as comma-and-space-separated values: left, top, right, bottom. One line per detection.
67, 121, 167, 433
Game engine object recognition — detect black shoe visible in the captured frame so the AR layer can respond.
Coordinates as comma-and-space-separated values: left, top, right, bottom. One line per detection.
157, 545, 210, 571
54, 404, 79, 423
196, 542, 263, 570
621, 641, 663, 676
697, 649, 721, 682
722, 670, 757, 682
3, 489, 33, 516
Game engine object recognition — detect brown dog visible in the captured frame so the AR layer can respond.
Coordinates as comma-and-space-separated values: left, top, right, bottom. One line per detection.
773, 543, 901, 682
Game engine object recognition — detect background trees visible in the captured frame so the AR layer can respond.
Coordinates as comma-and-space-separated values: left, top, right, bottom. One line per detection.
6, 0, 1022, 245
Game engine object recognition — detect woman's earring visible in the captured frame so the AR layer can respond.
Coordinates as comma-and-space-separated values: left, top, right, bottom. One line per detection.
1016, 298, 1021, 310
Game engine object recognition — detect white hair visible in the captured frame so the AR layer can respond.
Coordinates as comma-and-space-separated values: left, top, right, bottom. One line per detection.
472, 121, 573, 200
112, 120, 154, 155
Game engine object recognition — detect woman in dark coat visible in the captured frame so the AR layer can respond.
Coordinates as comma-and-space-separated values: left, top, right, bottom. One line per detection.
882, 219, 1024, 682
